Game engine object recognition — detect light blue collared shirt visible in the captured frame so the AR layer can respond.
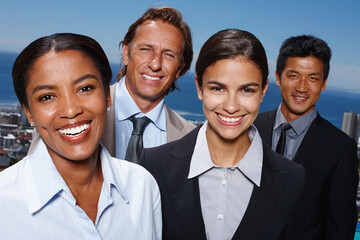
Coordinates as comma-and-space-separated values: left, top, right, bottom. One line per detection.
0, 139, 162, 239
188, 122, 263, 240
272, 104, 317, 160
115, 77, 167, 159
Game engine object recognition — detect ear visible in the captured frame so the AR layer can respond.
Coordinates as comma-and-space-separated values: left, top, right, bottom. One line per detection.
275, 71, 281, 86
321, 78, 327, 91
105, 86, 111, 109
122, 44, 130, 66
260, 79, 269, 103
195, 75, 203, 100
175, 62, 185, 79
22, 104, 34, 126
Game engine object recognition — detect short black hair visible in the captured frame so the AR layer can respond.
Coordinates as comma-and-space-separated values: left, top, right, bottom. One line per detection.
276, 35, 331, 81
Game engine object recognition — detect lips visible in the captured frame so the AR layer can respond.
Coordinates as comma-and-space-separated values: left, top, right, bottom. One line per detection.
217, 113, 245, 126
57, 121, 91, 143
58, 123, 90, 136
141, 73, 162, 81
293, 95, 308, 102
218, 114, 244, 123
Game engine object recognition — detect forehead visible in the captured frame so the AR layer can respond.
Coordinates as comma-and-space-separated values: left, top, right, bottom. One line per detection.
132, 20, 184, 52
28, 50, 99, 84
203, 58, 263, 84
284, 56, 324, 74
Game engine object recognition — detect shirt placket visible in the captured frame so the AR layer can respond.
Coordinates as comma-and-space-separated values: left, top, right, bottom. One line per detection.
213, 168, 229, 239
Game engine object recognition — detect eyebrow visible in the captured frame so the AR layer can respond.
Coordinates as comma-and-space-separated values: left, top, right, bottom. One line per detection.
31, 74, 99, 95
207, 81, 260, 88
287, 70, 323, 76
136, 42, 179, 55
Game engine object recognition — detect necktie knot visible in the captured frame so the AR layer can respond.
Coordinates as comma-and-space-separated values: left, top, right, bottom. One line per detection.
281, 123, 291, 131
125, 115, 151, 163
131, 116, 150, 135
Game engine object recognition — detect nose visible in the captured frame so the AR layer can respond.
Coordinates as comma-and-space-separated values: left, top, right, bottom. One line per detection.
295, 77, 308, 93
148, 52, 162, 72
222, 93, 241, 114
58, 92, 83, 119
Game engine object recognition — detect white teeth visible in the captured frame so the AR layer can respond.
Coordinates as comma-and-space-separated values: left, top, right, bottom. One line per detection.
218, 114, 243, 122
142, 74, 161, 81
59, 123, 90, 136
295, 96, 306, 100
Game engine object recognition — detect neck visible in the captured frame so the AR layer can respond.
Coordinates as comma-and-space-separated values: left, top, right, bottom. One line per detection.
124, 77, 163, 113
280, 101, 314, 123
206, 128, 251, 167
50, 146, 103, 191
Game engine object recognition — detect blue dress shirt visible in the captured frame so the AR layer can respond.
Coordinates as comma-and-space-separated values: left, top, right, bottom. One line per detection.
115, 78, 167, 159
272, 104, 317, 160
0, 139, 162, 239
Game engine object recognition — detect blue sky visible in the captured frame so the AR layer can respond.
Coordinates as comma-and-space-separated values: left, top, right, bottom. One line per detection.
1, 0, 359, 91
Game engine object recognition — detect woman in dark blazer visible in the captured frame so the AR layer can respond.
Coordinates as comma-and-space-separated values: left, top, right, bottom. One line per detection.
139, 29, 305, 240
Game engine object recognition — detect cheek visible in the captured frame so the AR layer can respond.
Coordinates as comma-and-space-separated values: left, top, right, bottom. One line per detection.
202, 93, 222, 111
30, 104, 57, 124
242, 97, 261, 114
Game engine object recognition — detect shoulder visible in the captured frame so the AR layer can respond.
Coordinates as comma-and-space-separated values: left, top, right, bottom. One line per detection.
139, 126, 201, 170
145, 125, 200, 156
0, 157, 28, 200
164, 104, 196, 131
313, 115, 356, 148
263, 143, 305, 181
255, 110, 276, 124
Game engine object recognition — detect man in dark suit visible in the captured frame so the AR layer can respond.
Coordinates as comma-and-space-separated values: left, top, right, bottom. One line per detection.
254, 35, 359, 240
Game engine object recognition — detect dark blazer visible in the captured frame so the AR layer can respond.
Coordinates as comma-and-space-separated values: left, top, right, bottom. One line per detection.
254, 110, 359, 240
139, 126, 305, 240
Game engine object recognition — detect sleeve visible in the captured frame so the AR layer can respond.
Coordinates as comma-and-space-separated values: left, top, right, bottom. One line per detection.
324, 138, 358, 240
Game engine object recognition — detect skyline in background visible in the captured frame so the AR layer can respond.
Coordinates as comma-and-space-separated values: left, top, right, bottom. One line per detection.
1, 0, 359, 91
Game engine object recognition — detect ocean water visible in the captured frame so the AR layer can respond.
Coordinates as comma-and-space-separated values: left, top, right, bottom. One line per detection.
1, 51, 360, 129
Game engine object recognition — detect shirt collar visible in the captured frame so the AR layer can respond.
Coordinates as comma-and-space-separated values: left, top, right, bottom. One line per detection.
274, 104, 317, 135
26, 139, 129, 214
99, 142, 129, 203
26, 139, 73, 214
115, 77, 166, 131
188, 121, 263, 187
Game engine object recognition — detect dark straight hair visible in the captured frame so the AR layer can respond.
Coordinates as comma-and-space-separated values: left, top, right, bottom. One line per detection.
12, 33, 112, 108
196, 29, 268, 89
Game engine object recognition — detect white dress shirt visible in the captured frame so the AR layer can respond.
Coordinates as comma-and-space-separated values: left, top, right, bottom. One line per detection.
0, 139, 162, 239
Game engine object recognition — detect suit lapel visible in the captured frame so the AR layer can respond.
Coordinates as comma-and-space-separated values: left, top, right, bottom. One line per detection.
165, 104, 185, 142
161, 127, 207, 239
293, 114, 323, 165
255, 110, 276, 146
232, 145, 289, 239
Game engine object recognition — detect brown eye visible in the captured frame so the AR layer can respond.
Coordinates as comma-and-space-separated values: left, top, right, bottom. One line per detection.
78, 86, 94, 93
38, 94, 54, 102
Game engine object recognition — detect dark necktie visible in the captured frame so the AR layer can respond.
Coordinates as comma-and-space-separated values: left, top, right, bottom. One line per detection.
276, 123, 292, 156
125, 116, 150, 163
